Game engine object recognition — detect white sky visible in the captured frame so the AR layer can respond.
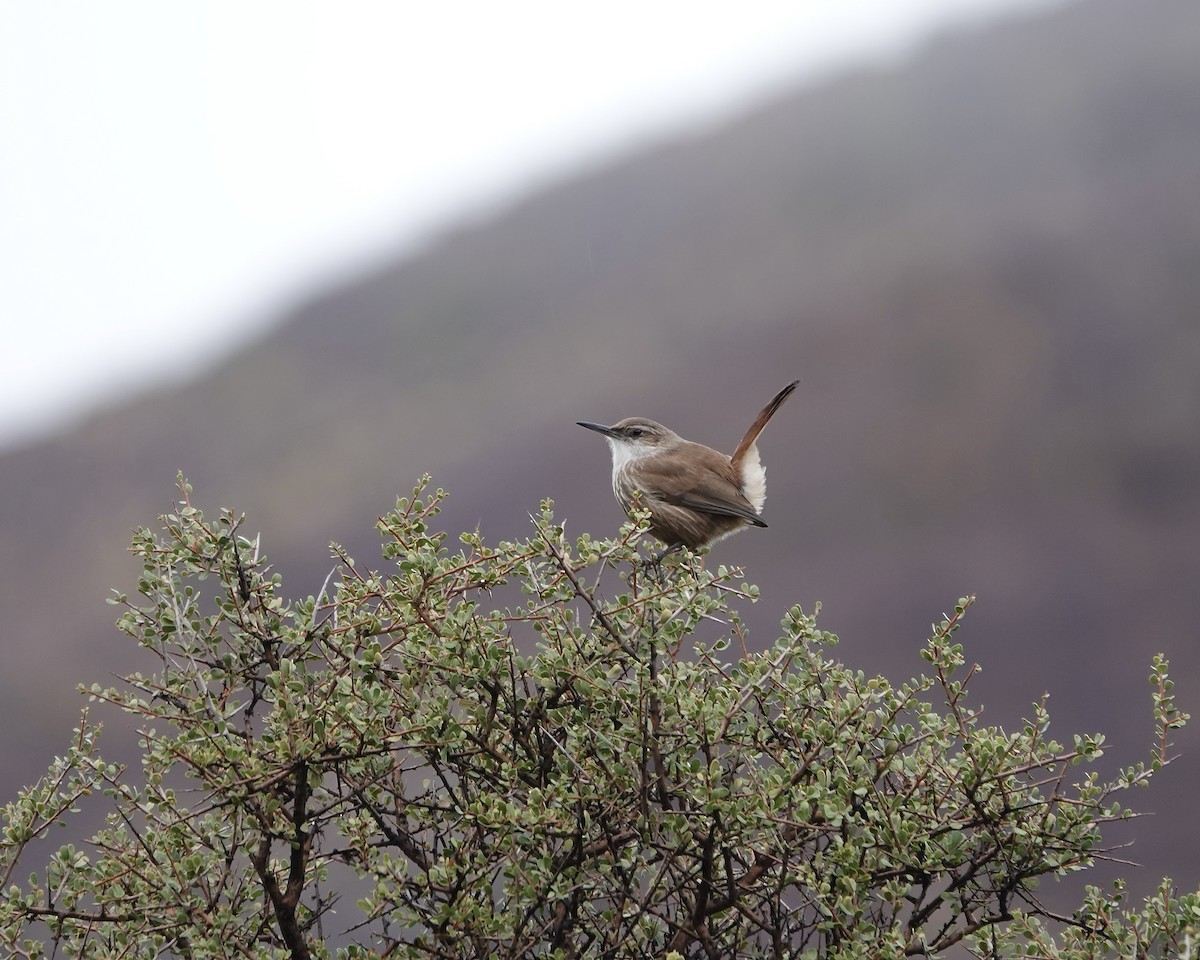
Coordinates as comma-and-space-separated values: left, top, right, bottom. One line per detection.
0, 0, 1067, 449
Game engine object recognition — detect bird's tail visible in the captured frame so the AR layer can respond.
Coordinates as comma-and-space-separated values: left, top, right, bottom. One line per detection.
731, 379, 799, 468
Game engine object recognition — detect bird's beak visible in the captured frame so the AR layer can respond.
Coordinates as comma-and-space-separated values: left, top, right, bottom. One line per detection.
577, 421, 620, 439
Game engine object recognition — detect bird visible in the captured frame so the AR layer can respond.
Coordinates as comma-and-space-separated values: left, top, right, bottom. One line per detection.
577, 380, 799, 551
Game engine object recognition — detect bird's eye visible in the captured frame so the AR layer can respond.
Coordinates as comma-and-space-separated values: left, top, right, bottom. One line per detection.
628, 428, 644, 439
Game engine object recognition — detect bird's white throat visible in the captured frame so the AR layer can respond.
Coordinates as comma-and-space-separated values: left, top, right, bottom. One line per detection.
606, 437, 647, 474
605, 439, 653, 500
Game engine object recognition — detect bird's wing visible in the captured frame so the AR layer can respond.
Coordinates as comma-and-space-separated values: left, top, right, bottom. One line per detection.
673, 490, 768, 527
634, 448, 767, 527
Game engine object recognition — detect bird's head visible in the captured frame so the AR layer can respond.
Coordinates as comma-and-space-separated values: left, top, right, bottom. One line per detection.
577, 417, 680, 467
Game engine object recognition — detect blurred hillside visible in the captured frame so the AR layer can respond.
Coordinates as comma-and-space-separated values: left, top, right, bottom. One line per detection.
3, 0, 1199, 897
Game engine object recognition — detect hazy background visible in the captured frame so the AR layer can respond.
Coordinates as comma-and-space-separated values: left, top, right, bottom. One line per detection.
4, 0, 1199, 916
1, 0, 1064, 448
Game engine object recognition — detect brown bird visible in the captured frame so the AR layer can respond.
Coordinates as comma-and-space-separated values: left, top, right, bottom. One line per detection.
578, 380, 799, 551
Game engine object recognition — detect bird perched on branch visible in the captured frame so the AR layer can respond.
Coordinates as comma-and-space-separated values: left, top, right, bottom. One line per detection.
578, 380, 799, 552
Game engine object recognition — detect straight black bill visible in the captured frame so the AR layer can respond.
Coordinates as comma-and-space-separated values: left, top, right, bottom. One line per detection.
577, 421, 620, 438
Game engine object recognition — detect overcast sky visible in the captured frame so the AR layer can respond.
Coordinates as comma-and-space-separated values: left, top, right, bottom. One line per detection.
0, 0, 1068, 450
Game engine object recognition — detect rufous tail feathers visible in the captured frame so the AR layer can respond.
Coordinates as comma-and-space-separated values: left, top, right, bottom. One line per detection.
730, 380, 799, 468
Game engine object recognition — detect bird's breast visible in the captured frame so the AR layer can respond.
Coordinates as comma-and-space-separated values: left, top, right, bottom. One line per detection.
613, 462, 643, 510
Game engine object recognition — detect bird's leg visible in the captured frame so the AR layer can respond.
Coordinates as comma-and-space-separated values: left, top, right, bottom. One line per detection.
639, 552, 664, 584
638, 542, 695, 583
636, 543, 674, 583
652, 542, 686, 564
